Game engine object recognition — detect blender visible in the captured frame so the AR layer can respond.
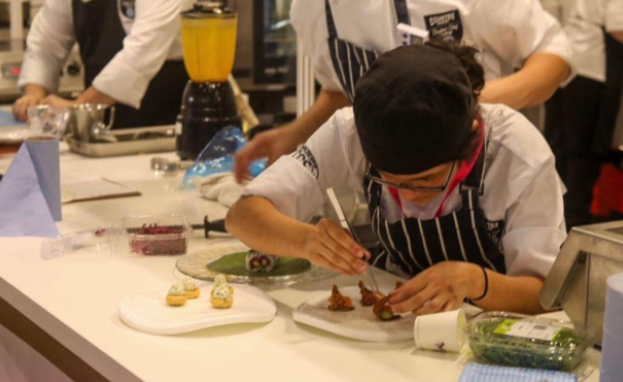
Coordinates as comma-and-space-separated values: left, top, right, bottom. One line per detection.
176, 1, 242, 160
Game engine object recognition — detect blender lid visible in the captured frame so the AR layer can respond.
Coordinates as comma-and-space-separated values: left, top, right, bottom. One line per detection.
181, 1, 236, 18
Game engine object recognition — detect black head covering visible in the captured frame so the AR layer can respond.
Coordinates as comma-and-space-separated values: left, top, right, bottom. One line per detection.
353, 44, 475, 175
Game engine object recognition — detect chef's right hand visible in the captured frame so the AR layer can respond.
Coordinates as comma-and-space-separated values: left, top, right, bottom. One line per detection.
13, 94, 45, 121
303, 218, 369, 276
234, 126, 301, 184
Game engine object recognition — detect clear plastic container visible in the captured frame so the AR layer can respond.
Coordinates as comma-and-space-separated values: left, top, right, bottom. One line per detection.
465, 312, 594, 371
123, 215, 190, 256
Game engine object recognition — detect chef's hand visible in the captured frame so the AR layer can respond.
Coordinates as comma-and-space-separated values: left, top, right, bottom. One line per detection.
13, 94, 45, 121
389, 262, 484, 315
40, 95, 75, 108
234, 126, 300, 184
303, 218, 369, 276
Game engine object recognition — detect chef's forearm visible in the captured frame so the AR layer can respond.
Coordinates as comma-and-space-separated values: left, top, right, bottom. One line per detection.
75, 86, 117, 106
611, 31, 623, 45
473, 271, 546, 315
287, 89, 350, 144
23, 84, 48, 98
226, 196, 314, 259
480, 53, 570, 110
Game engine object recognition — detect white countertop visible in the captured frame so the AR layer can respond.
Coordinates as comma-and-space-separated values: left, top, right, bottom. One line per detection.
0, 148, 602, 382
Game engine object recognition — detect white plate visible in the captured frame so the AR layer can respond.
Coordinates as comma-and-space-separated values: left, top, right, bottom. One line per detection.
119, 284, 277, 335
292, 286, 415, 343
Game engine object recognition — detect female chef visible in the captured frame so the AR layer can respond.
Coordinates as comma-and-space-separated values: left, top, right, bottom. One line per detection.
226, 42, 566, 315
12, 0, 192, 128
233, 0, 574, 182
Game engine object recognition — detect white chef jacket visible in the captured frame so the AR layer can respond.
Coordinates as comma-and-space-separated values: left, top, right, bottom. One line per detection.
243, 104, 567, 279
18, 0, 193, 109
565, 0, 623, 83
291, 0, 575, 91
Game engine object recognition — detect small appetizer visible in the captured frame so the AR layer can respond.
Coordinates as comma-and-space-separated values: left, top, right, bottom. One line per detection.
328, 285, 354, 311
182, 276, 200, 299
373, 296, 400, 321
245, 250, 280, 273
211, 274, 234, 309
166, 283, 188, 307
358, 281, 385, 306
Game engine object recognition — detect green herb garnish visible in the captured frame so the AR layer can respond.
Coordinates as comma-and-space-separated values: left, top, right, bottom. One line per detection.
468, 318, 586, 371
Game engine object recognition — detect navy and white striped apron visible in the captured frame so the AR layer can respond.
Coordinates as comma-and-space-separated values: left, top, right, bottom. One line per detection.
363, 135, 507, 278
325, 0, 410, 103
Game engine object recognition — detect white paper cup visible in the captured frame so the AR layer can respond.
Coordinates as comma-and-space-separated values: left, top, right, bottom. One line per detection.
414, 309, 466, 352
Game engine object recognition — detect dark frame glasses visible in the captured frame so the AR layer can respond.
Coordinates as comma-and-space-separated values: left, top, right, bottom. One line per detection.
366, 161, 457, 193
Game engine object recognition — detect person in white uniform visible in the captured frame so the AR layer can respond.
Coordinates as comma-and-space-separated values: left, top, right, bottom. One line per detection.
544, 0, 623, 228
233, 0, 574, 182
13, 0, 192, 128
227, 42, 566, 315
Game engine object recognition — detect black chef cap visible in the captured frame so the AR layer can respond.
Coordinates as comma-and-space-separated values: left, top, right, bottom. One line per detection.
353, 44, 475, 175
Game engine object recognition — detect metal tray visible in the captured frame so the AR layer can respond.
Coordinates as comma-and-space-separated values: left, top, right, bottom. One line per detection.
67, 125, 176, 157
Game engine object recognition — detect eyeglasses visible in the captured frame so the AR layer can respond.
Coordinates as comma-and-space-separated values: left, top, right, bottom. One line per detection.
366, 161, 457, 193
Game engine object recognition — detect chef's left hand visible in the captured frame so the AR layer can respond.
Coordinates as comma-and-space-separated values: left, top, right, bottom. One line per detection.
40, 95, 75, 108
388, 261, 484, 315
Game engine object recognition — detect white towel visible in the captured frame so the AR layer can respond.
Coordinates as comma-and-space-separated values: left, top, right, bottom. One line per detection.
197, 173, 248, 208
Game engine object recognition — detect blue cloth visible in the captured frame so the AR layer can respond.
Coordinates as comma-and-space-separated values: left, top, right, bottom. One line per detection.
0, 139, 61, 237
459, 364, 577, 382
183, 126, 266, 186
0, 109, 24, 126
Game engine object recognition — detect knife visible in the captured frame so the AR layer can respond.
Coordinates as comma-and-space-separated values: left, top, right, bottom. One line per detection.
326, 188, 380, 292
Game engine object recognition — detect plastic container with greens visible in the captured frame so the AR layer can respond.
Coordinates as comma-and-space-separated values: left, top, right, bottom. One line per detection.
465, 312, 593, 371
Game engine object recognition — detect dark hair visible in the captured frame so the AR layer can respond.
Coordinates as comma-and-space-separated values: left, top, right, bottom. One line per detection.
425, 39, 485, 162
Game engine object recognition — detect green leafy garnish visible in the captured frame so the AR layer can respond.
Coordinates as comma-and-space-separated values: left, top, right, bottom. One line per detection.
207, 252, 311, 277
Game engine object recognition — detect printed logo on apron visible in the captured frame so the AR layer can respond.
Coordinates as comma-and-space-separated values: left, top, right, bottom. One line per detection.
485, 219, 504, 247
291, 145, 319, 179
423, 10, 463, 42
119, 0, 136, 20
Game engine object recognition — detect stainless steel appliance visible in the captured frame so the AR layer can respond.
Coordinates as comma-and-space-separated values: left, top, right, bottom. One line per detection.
540, 221, 623, 346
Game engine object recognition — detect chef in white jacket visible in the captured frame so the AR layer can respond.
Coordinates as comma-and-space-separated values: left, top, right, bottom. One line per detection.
544, 0, 623, 228
13, 0, 192, 128
234, 0, 574, 181
227, 42, 566, 316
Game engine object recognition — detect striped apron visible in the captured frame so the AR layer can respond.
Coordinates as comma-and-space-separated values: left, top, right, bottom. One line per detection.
325, 0, 411, 103
363, 136, 507, 278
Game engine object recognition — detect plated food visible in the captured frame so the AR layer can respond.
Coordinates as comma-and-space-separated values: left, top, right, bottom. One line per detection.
245, 250, 280, 273
358, 281, 384, 307
166, 283, 188, 307
211, 274, 235, 309
331, 281, 403, 321
373, 296, 399, 321
182, 277, 200, 299
328, 285, 354, 311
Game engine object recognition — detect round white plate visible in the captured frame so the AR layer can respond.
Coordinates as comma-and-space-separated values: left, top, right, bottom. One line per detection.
119, 284, 276, 335
292, 286, 415, 343
176, 240, 337, 286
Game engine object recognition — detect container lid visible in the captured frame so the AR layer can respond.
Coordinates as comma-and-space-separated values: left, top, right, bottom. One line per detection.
181, 1, 236, 19
465, 311, 593, 354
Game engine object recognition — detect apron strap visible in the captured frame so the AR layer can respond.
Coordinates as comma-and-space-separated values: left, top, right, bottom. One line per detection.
393, 0, 410, 25
325, 0, 411, 40
324, 0, 338, 39
460, 118, 488, 193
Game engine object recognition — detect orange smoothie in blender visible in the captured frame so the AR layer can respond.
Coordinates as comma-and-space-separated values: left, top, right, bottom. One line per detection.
181, 15, 237, 83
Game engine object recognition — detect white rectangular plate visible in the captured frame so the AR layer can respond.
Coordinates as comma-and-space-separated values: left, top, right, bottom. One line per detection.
292, 286, 415, 342
119, 284, 276, 335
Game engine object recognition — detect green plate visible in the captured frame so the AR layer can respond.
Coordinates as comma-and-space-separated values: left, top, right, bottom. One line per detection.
207, 252, 312, 277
